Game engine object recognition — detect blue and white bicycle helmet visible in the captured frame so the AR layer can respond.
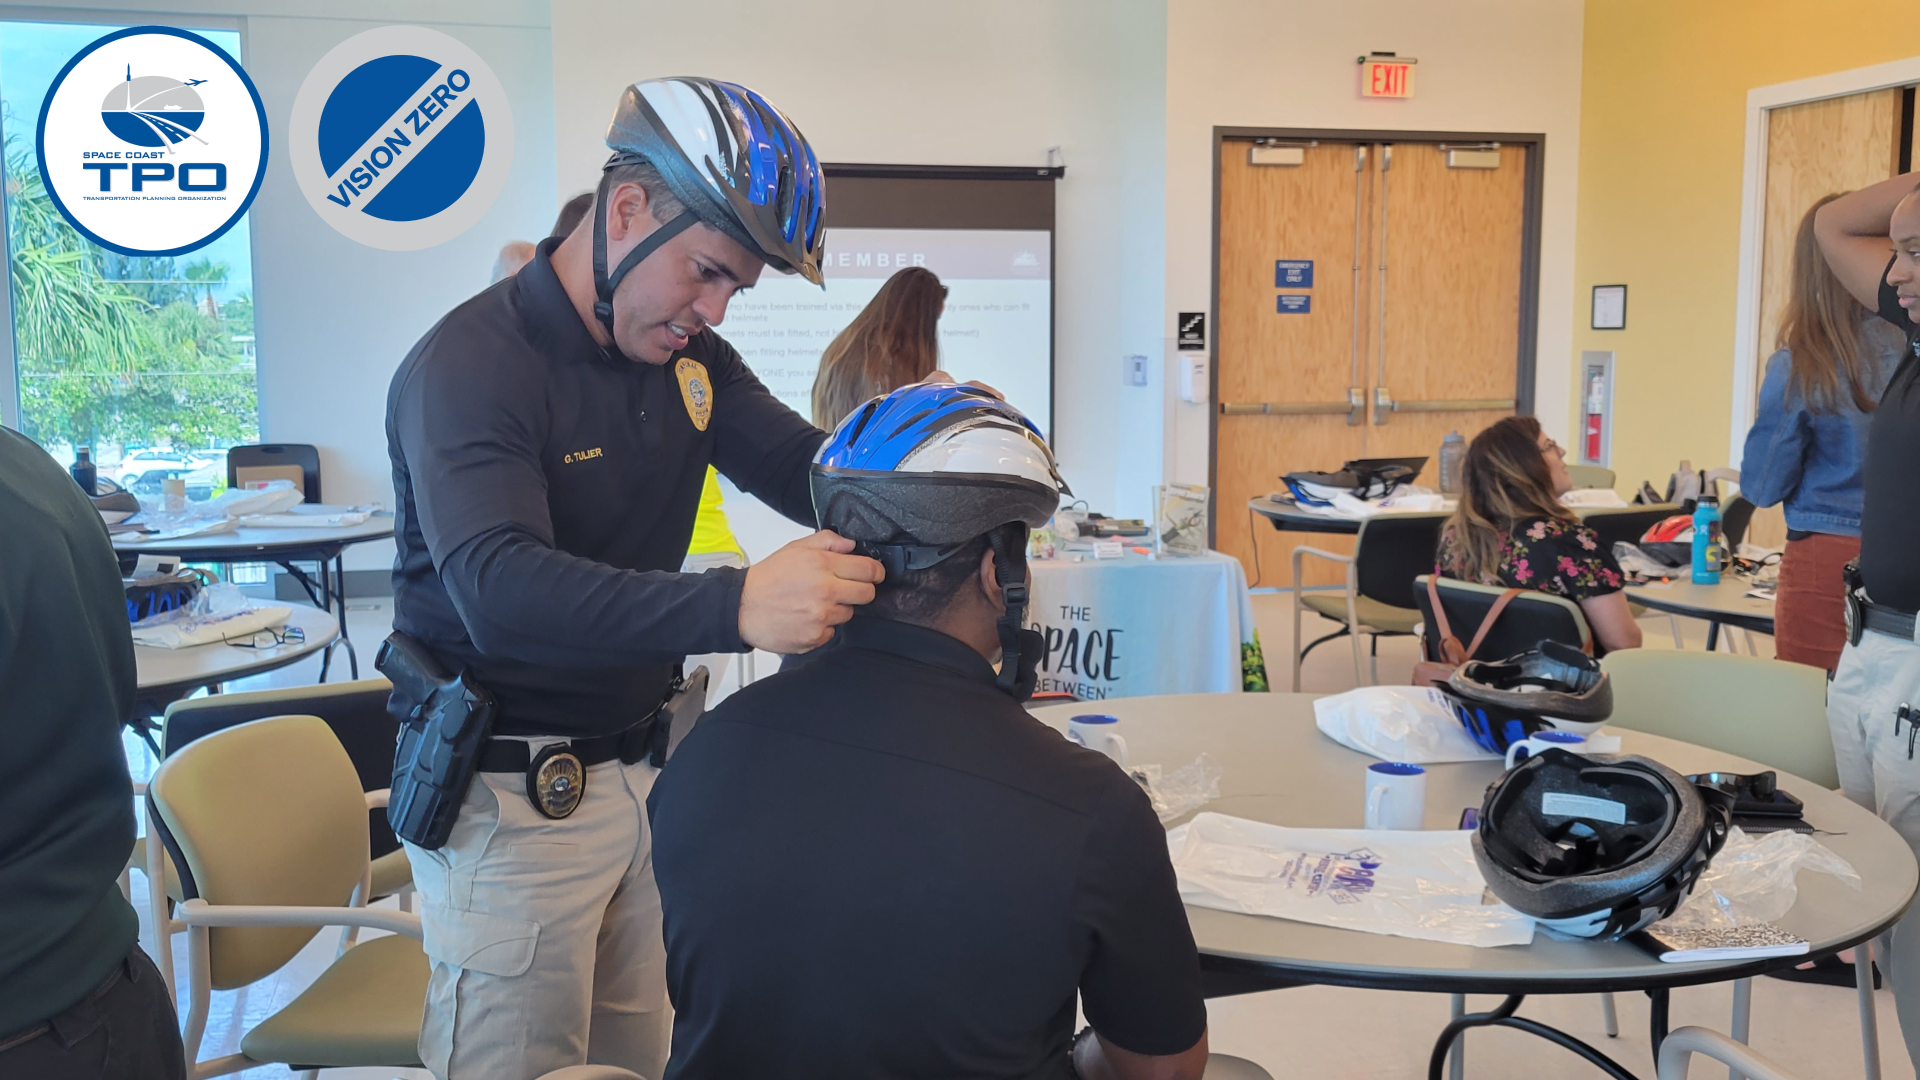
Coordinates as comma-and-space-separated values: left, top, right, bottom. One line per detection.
591, 77, 827, 340
813, 383, 1068, 698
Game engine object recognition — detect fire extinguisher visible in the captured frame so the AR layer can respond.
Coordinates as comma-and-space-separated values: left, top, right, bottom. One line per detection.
1584, 370, 1605, 462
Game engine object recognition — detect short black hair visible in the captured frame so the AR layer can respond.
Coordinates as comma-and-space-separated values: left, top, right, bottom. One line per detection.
550, 191, 594, 238
866, 532, 996, 625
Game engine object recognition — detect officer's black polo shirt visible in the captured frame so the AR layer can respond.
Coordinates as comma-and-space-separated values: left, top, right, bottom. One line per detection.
1869, 256, 1920, 611
386, 238, 823, 736
648, 615, 1207, 1079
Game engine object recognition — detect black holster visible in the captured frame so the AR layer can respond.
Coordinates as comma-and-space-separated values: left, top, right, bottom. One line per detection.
1844, 558, 1867, 648
379, 632, 498, 850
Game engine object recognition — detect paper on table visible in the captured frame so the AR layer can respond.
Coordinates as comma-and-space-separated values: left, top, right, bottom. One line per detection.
1560, 489, 1628, 509
130, 605, 291, 649
1166, 813, 1536, 947
239, 511, 371, 528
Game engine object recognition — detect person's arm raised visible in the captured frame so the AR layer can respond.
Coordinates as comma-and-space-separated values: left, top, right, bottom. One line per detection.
1815, 173, 1915, 309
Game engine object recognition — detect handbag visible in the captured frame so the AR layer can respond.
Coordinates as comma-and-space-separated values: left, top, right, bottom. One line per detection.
1411, 572, 1523, 689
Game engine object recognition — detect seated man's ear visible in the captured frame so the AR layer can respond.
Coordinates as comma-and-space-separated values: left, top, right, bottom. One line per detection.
978, 545, 1005, 615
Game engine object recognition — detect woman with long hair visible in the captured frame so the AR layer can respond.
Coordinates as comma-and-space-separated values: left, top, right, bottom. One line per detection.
811, 266, 947, 429
1438, 415, 1642, 654
1741, 194, 1903, 673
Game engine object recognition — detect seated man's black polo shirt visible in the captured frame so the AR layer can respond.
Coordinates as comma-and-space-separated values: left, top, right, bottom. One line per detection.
385, 238, 823, 736
648, 616, 1206, 1079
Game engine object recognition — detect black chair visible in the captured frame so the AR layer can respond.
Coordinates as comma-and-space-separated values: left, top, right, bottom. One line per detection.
1413, 574, 1592, 663
1291, 513, 1447, 689
228, 443, 322, 503
133, 678, 404, 992
1721, 494, 1756, 549
1578, 505, 1677, 555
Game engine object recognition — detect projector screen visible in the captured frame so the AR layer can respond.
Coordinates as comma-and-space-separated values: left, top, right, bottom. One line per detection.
725, 226, 1054, 438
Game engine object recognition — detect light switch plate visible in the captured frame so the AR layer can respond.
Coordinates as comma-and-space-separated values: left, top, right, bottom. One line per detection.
1124, 354, 1149, 387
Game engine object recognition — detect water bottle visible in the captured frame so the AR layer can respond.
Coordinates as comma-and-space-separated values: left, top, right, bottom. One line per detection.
69, 446, 96, 495
1691, 473, 1724, 585
1438, 430, 1466, 495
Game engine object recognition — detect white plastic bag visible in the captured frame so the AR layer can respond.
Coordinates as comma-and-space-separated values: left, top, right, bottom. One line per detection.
130, 583, 291, 649
1657, 827, 1861, 931
1131, 753, 1222, 823
1313, 686, 1498, 764
1166, 813, 1535, 947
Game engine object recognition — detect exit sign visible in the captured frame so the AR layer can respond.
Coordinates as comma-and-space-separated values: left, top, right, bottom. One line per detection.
1359, 55, 1416, 98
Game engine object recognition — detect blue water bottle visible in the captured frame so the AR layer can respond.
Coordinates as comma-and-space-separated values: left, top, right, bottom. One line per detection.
1691, 473, 1723, 585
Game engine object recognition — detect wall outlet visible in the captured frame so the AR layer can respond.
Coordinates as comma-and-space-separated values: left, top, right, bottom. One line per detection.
1124, 354, 1149, 387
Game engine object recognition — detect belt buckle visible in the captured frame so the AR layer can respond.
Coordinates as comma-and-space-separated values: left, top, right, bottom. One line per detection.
526, 744, 585, 819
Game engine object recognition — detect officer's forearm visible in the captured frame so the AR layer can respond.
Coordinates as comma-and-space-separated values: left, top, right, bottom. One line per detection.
438, 528, 750, 665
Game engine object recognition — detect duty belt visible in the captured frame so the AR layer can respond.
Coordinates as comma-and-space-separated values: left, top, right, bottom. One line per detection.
1864, 601, 1919, 642
476, 718, 655, 774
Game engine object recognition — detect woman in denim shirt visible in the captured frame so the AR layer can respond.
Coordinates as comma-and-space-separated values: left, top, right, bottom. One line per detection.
1741, 195, 1903, 671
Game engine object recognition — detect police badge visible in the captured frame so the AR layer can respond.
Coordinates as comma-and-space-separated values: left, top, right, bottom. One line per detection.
675, 356, 713, 431
526, 745, 585, 819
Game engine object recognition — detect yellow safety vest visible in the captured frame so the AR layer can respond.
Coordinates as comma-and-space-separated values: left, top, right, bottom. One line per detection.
686, 466, 743, 557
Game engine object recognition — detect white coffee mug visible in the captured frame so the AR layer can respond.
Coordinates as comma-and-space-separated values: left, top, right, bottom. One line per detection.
1068, 714, 1129, 767
1504, 730, 1590, 769
1363, 762, 1427, 830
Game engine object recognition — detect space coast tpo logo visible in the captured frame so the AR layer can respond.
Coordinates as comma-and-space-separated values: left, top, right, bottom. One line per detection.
36, 26, 267, 257
289, 26, 513, 251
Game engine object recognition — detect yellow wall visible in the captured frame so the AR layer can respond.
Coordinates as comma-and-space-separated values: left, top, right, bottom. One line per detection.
1574, 0, 1916, 492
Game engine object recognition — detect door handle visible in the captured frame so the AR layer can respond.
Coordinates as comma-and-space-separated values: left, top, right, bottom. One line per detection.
1220, 388, 1368, 422
1370, 389, 1516, 424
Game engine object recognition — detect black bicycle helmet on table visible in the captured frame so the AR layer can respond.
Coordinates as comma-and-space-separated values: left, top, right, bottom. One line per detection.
1444, 640, 1613, 754
591, 77, 827, 342
1474, 748, 1731, 939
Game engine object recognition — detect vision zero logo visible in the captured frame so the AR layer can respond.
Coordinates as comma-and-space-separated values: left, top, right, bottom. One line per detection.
290, 26, 513, 250
37, 26, 267, 257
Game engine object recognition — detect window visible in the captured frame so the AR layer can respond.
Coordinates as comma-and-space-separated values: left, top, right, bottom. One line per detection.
2, 20, 256, 500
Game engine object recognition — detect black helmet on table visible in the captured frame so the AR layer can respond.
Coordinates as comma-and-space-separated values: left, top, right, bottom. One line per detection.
1443, 640, 1613, 754
1473, 748, 1730, 939
590, 78, 827, 340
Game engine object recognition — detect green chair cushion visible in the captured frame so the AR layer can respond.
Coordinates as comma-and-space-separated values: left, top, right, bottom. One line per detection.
1299, 593, 1425, 635
239, 933, 428, 1068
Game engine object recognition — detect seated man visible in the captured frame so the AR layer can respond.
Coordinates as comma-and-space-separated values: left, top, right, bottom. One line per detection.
649, 385, 1209, 1079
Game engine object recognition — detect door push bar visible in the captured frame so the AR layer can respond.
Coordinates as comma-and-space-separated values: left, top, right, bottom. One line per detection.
1220, 388, 1367, 425
1371, 387, 1515, 425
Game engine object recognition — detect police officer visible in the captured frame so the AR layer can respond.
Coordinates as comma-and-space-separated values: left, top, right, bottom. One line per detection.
384, 78, 880, 1079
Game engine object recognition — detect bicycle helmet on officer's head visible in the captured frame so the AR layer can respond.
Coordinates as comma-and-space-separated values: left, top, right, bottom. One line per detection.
590, 78, 827, 341
812, 382, 1068, 700
1474, 748, 1730, 939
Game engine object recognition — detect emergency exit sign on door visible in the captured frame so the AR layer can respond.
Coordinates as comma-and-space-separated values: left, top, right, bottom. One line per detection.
1359, 55, 1416, 98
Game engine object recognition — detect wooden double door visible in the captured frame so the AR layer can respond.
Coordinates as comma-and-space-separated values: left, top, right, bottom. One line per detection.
1212, 134, 1538, 585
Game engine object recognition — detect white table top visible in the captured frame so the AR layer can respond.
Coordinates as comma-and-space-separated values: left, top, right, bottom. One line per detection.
1626, 578, 1776, 630
134, 604, 339, 698
113, 511, 394, 558
1030, 692, 1915, 993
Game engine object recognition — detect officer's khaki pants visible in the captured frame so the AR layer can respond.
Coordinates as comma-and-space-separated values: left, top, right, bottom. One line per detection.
1828, 627, 1920, 1069
403, 745, 669, 1080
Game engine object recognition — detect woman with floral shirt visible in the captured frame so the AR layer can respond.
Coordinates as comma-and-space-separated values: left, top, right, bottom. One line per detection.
1436, 416, 1642, 654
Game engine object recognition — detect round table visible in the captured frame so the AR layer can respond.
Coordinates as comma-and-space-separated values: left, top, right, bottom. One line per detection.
1030, 693, 1916, 1079
1626, 578, 1776, 650
114, 513, 392, 679
134, 603, 340, 708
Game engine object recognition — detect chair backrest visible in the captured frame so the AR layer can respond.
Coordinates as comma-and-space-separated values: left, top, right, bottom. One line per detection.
1601, 649, 1837, 788
164, 678, 399, 859
1352, 513, 1448, 609
227, 443, 321, 503
1414, 575, 1591, 662
150, 715, 369, 989
1721, 495, 1756, 549
1566, 464, 1616, 491
1579, 506, 1676, 554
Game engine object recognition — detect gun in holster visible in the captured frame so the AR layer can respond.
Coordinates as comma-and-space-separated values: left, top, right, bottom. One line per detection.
379, 631, 498, 850
652, 665, 710, 767
1844, 558, 1867, 648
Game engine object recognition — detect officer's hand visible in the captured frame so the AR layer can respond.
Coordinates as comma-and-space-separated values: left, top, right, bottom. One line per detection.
739, 530, 885, 653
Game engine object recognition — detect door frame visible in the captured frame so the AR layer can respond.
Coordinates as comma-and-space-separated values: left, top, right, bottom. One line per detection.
1729, 57, 1920, 466
1207, 126, 1547, 544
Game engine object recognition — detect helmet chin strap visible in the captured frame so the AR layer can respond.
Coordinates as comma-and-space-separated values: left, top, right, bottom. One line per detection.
591, 169, 698, 346
987, 525, 1040, 700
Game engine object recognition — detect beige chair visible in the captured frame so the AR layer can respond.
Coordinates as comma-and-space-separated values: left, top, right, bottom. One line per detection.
1601, 649, 1868, 1080
1292, 513, 1448, 689
1657, 1025, 1822, 1080
1566, 464, 1616, 490
149, 714, 428, 1079
133, 678, 412, 994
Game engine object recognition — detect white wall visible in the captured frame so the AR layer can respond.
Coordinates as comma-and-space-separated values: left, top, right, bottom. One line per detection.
16, 0, 559, 571
550, 0, 1169, 540
1162, 0, 1587, 486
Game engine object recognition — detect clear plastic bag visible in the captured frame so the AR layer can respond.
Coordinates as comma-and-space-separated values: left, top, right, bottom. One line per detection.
1658, 827, 1861, 931
1131, 753, 1222, 822
1313, 686, 1498, 763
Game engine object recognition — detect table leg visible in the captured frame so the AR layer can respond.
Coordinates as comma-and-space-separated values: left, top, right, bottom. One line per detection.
1647, 987, 1671, 1055
1449, 994, 1465, 1080
1428, 995, 1640, 1080
1730, 977, 1752, 1080
1858, 944, 1883, 1080
1601, 992, 1620, 1037
331, 554, 359, 679
1705, 621, 1721, 652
